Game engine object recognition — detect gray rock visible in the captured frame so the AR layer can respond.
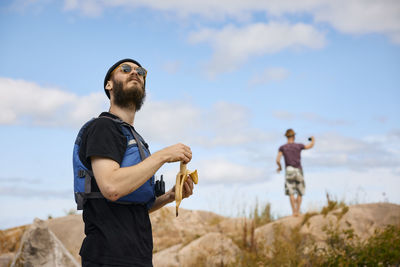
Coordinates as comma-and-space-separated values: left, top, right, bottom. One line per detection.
10, 218, 79, 267
153, 232, 241, 267
0, 252, 15, 267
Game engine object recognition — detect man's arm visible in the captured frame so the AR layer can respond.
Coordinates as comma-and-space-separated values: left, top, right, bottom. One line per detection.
92, 143, 192, 202
304, 136, 315, 150
149, 177, 194, 213
276, 151, 283, 173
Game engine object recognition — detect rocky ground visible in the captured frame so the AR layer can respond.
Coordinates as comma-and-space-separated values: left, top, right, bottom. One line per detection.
0, 203, 399, 267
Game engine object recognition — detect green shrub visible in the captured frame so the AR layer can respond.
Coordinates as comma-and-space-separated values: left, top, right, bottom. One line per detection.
311, 223, 400, 266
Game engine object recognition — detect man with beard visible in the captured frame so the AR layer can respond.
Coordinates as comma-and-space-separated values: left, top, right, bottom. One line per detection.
73, 59, 195, 267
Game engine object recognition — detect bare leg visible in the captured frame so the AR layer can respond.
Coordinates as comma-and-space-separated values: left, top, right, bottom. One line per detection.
295, 195, 302, 215
289, 195, 297, 216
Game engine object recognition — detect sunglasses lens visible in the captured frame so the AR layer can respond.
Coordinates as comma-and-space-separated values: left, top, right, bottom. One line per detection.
136, 67, 146, 77
119, 64, 147, 77
121, 64, 132, 73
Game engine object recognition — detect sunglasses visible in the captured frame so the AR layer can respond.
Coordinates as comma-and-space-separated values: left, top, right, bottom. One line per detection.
113, 63, 147, 78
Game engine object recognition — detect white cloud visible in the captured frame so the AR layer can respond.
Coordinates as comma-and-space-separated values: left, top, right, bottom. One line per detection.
136, 99, 203, 144
189, 22, 325, 75
61, 0, 263, 20
0, 185, 70, 198
0, 176, 41, 184
137, 100, 276, 147
249, 67, 289, 87
372, 116, 388, 124
300, 112, 352, 126
364, 130, 400, 145
362, 130, 400, 164
0, 77, 273, 147
196, 158, 266, 184
0, 77, 107, 127
2, 77, 399, 181
58, 0, 400, 44
162, 61, 182, 74
207, 102, 250, 131
9, 0, 53, 13
63, 0, 102, 17
303, 131, 400, 171
272, 110, 295, 120
314, 132, 371, 153
313, 0, 400, 44
305, 168, 400, 204
63, 0, 77, 10
272, 110, 352, 126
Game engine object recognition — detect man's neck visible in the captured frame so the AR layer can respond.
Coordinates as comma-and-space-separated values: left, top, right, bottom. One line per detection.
109, 105, 136, 125
287, 138, 295, 144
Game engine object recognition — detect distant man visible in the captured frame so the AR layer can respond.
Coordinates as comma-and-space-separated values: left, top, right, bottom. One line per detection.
276, 129, 315, 216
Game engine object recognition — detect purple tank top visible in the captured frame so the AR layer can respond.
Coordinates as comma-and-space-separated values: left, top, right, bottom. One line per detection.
279, 143, 305, 169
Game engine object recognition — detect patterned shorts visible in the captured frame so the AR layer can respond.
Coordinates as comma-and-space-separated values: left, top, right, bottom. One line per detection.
285, 166, 305, 196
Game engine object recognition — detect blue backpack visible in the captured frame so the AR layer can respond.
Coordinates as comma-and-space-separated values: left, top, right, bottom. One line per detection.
73, 116, 155, 210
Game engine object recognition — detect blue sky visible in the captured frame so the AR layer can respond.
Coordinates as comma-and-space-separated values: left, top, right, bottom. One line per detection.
0, 0, 399, 229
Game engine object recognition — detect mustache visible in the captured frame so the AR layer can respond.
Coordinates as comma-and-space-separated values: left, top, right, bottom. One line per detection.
128, 75, 142, 83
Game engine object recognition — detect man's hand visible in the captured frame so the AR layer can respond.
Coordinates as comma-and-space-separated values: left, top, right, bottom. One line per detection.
304, 136, 315, 150
276, 166, 282, 173
157, 143, 192, 164
149, 176, 194, 213
276, 151, 282, 173
167, 176, 194, 202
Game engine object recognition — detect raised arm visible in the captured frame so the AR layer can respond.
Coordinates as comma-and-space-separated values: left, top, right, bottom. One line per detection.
276, 151, 283, 173
304, 136, 315, 150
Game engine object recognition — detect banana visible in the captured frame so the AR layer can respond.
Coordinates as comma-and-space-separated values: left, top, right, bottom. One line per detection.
175, 162, 198, 217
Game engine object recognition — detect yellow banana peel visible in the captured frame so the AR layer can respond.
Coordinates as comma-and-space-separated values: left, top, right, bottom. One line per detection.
175, 162, 198, 217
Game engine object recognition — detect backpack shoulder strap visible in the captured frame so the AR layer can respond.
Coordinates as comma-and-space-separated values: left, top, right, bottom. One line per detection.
98, 115, 148, 161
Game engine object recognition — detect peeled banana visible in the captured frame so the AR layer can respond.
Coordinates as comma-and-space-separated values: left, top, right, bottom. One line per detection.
175, 162, 198, 217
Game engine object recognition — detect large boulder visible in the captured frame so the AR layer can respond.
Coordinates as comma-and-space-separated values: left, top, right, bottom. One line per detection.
0, 253, 15, 267
10, 218, 79, 267
47, 214, 84, 262
152, 244, 182, 267
255, 203, 400, 252
150, 207, 225, 252
300, 202, 400, 242
153, 232, 241, 267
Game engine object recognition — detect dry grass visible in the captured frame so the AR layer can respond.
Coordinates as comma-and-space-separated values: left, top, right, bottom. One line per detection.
320, 192, 348, 217
227, 196, 400, 266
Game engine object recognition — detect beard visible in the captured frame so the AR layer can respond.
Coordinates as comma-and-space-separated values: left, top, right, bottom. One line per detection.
112, 77, 146, 111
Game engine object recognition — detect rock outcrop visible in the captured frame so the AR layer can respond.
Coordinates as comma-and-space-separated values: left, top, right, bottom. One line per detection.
0, 203, 399, 267
254, 203, 400, 254
153, 232, 242, 267
150, 207, 227, 252
10, 218, 79, 267
0, 225, 26, 267
47, 214, 84, 261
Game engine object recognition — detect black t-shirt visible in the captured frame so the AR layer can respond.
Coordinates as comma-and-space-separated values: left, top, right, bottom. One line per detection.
78, 112, 153, 267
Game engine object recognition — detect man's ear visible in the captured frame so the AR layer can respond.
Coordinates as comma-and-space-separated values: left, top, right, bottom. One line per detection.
105, 80, 113, 91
